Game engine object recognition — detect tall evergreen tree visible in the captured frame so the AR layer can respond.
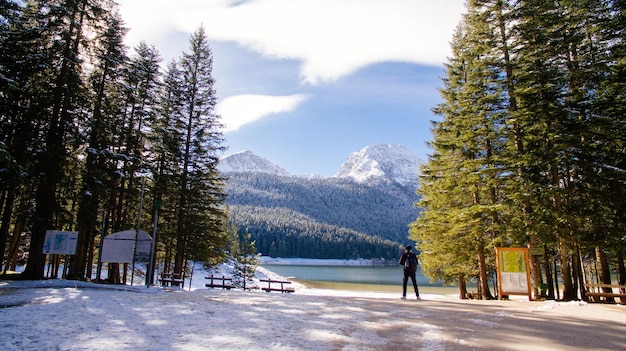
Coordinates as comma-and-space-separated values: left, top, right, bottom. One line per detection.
171, 25, 228, 275
19, 0, 107, 279
127, 41, 163, 283
150, 60, 183, 275
599, 0, 626, 287
411, 1, 511, 299
69, 6, 127, 280
512, 0, 612, 299
102, 28, 159, 284
0, 0, 48, 268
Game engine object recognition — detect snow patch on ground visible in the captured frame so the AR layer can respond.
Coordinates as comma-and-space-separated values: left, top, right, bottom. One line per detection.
2, 263, 625, 350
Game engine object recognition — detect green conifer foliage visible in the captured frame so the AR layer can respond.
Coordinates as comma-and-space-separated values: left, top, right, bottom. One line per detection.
412, 0, 625, 300
70, 8, 128, 280
172, 25, 228, 275
232, 229, 260, 290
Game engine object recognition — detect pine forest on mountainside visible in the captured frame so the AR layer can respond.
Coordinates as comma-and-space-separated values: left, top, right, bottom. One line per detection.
223, 172, 420, 259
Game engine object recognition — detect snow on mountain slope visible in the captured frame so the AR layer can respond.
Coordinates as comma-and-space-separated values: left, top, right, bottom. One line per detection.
334, 144, 422, 186
219, 145, 423, 185
218, 150, 290, 176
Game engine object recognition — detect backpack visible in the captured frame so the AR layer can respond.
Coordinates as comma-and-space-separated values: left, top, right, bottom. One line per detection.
404, 253, 418, 272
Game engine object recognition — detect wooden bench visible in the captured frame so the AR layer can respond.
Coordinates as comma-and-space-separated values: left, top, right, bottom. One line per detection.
205, 274, 235, 290
159, 272, 184, 288
584, 283, 626, 304
260, 278, 295, 293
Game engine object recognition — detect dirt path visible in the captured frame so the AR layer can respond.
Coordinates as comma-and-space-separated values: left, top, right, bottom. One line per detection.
341, 296, 626, 350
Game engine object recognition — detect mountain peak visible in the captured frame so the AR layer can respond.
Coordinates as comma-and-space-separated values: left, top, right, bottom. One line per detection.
219, 150, 290, 176
334, 144, 422, 186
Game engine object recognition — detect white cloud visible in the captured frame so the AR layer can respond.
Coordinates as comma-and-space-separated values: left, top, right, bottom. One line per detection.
216, 94, 309, 132
118, 0, 465, 84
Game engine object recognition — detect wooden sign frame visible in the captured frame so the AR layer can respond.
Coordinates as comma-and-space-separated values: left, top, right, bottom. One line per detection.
495, 247, 531, 300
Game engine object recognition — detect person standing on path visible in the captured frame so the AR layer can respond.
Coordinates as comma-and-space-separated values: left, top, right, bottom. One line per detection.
399, 245, 420, 300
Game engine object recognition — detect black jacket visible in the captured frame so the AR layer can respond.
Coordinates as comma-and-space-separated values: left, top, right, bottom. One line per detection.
399, 252, 418, 271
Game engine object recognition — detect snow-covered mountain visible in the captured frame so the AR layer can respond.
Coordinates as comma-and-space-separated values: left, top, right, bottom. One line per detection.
334, 144, 422, 186
218, 150, 290, 176
219, 145, 423, 258
220, 145, 423, 186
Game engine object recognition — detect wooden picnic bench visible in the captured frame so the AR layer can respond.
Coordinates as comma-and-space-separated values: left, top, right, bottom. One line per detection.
205, 274, 235, 290
260, 278, 295, 293
584, 283, 626, 304
159, 272, 184, 288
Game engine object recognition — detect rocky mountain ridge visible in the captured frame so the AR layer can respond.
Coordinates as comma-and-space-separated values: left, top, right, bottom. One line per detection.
217, 150, 290, 176
218, 144, 422, 186
334, 144, 422, 186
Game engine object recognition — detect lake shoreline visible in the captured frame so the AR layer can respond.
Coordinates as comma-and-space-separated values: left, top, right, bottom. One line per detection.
258, 256, 398, 266
257, 259, 469, 297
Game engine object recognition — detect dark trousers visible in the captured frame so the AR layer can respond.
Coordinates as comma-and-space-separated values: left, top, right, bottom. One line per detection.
403, 269, 419, 297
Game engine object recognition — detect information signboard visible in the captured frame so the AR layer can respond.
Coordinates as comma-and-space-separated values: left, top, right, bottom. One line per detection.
42, 230, 78, 255
495, 247, 531, 299
101, 230, 152, 263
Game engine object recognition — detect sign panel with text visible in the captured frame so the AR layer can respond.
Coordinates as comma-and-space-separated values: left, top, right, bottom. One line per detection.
43, 230, 78, 255
100, 230, 152, 263
495, 247, 531, 299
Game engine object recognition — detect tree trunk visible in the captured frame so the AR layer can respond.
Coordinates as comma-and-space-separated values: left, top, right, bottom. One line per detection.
23, 174, 57, 278
70, 116, 105, 280
617, 248, 626, 294
558, 236, 576, 300
477, 245, 494, 299
0, 190, 15, 268
174, 237, 186, 277
544, 247, 555, 300
107, 262, 121, 284
85, 226, 97, 280
458, 275, 468, 299
596, 246, 615, 302
3, 211, 26, 272
572, 250, 585, 300
68, 187, 99, 280
528, 235, 542, 299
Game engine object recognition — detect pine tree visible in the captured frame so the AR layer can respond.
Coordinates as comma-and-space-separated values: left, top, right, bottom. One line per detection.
599, 0, 626, 287
232, 229, 260, 290
0, 0, 47, 269
559, 0, 619, 298
511, 0, 616, 300
18, 0, 107, 279
171, 25, 228, 275
411, 1, 512, 299
150, 60, 184, 275
102, 34, 161, 284
127, 41, 163, 284
69, 6, 128, 280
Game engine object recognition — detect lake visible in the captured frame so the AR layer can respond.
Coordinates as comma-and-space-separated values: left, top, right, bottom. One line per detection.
262, 263, 461, 295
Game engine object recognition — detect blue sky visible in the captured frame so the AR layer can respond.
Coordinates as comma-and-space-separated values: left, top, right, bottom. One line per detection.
117, 0, 466, 176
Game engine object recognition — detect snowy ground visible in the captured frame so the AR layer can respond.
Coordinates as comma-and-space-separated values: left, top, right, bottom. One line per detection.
1, 265, 626, 351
